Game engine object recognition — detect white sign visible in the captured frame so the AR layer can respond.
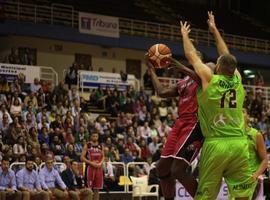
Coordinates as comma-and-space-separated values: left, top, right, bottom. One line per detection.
0, 63, 40, 83
175, 179, 263, 200
79, 12, 119, 38
79, 70, 138, 91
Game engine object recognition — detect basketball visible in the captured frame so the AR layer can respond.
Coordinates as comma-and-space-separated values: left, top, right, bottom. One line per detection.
147, 44, 172, 68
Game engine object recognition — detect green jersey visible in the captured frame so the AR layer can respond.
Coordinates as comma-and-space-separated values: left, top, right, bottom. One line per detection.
246, 127, 260, 173
197, 74, 245, 138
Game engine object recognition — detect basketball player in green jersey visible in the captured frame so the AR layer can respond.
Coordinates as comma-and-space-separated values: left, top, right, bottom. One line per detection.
243, 108, 268, 199
180, 12, 253, 199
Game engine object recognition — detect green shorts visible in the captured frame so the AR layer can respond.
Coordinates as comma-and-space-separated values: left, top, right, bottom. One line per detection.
195, 137, 255, 200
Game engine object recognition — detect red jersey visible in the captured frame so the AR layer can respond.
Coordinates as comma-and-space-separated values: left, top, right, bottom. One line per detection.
87, 142, 103, 163
177, 76, 199, 118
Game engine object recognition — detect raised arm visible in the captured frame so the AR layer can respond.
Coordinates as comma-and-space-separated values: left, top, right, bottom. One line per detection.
181, 21, 212, 90
145, 55, 178, 98
207, 11, 229, 55
207, 11, 241, 79
169, 57, 201, 85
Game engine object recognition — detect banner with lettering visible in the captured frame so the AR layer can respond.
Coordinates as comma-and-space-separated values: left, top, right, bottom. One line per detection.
79, 12, 119, 38
175, 179, 263, 200
0, 63, 40, 83
79, 70, 138, 91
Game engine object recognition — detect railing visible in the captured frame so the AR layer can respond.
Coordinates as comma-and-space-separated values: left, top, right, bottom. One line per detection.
40, 66, 59, 86
3, 1, 270, 54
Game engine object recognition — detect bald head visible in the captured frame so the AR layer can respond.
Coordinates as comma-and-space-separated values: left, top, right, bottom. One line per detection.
216, 54, 237, 76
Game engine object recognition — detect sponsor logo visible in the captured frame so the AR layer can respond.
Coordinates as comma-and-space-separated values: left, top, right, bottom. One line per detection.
233, 183, 252, 190
81, 17, 118, 31
82, 74, 98, 81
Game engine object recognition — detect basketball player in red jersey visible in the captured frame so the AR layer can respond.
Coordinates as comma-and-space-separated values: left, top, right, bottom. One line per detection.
145, 54, 214, 199
81, 132, 104, 200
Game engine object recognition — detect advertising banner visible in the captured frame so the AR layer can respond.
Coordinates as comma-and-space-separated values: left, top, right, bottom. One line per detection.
79, 70, 138, 91
0, 63, 40, 83
79, 12, 119, 38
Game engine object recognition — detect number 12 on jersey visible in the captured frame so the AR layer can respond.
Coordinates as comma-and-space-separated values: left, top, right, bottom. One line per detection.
220, 89, 237, 108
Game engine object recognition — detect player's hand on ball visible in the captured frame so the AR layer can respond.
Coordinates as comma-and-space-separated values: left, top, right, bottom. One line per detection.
144, 53, 155, 70
207, 11, 217, 33
180, 21, 191, 36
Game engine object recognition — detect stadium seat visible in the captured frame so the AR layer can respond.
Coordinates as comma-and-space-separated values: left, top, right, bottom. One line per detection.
118, 175, 133, 186
130, 176, 159, 200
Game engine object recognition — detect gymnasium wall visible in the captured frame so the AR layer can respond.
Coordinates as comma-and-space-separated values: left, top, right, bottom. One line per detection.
0, 36, 148, 81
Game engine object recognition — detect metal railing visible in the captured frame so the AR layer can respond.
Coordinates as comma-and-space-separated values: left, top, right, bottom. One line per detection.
3, 1, 270, 54
40, 66, 59, 86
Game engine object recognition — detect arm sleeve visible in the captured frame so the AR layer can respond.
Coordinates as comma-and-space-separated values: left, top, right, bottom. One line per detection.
38, 171, 48, 190
16, 171, 23, 189
56, 171, 67, 190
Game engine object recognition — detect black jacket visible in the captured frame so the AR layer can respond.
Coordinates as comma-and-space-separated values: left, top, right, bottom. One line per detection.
61, 168, 82, 191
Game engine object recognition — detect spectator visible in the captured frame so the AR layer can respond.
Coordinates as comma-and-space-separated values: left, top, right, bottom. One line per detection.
53, 81, 68, 103
148, 136, 160, 155
158, 101, 168, 121
166, 113, 174, 127
38, 127, 50, 145
65, 144, 80, 161
39, 154, 69, 200
139, 139, 151, 161
143, 69, 153, 89
0, 155, 22, 200
61, 159, 93, 200
153, 114, 162, 129
23, 92, 38, 110
10, 79, 21, 94
50, 135, 65, 160
75, 126, 89, 144
103, 156, 116, 192
0, 113, 10, 138
157, 120, 172, 137
65, 63, 78, 89
16, 156, 50, 200
168, 100, 178, 119
120, 148, 134, 164
138, 121, 151, 142
10, 98, 22, 117
26, 127, 40, 150
138, 105, 148, 124
30, 78, 41, 93
0, 104, 12, 124
13, 136, 27, 161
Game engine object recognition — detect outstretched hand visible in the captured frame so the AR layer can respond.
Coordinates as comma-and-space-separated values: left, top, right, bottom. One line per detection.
180, 21, 191, 36
207, 11, 217, 33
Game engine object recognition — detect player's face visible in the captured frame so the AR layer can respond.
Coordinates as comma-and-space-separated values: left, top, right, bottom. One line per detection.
91, 133, 99, 142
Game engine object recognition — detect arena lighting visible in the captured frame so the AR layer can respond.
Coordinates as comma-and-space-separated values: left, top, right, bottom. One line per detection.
247, 74, 255, 78
243, 69, 253, 75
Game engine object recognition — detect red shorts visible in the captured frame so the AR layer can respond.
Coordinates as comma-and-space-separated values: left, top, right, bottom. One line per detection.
87, 166, 103, 189
161, 118, 203, 164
